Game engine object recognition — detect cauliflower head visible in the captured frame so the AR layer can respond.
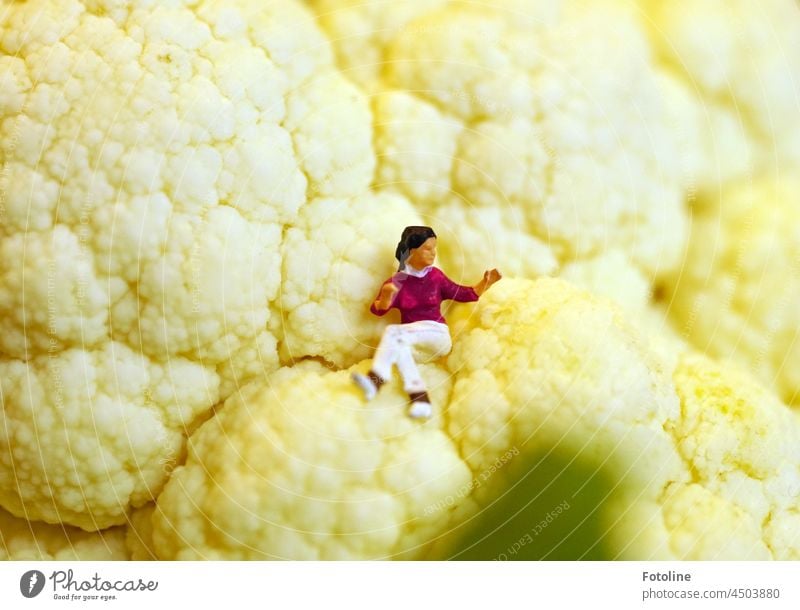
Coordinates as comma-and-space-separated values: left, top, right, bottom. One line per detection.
278, 192, 422, 368
439, 281, 800, 559
664, 177, 800, 406
0, 506, 128, 560
130, 278, 800, 560
638, 0, 800, 175
2, 0, 799, 562
0, 0, 375, 529
306, 0, 689, 282
150, 361, 470, 560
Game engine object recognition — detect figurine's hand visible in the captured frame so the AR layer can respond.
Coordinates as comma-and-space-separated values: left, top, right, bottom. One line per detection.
376, 282, 400, 309
474, 269, 502, 296
380, 282, 400, 299
484, 268, 502, 286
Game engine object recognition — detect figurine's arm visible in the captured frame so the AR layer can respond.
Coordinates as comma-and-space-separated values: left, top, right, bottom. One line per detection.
439, 270, 479, 303
472, 268, 502, 297
370, 281, 400, 316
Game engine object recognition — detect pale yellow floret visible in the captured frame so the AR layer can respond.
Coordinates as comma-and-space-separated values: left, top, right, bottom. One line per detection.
667, 353, 800, 559
279, 192, 422, 368
638, 0, 800, 174
0, 506, 129, 560
665, 177, 800, 405
307, 0, 689, 277
0, 0, 375, 529
151, 361, 471, 559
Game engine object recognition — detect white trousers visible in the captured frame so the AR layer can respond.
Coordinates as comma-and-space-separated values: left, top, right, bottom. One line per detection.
371, 321, 452, 393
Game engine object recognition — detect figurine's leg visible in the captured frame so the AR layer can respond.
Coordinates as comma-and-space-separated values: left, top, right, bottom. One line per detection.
352, 324, 400, 400
371, 324, 403, 382
395, 345, 426, 394
395, 322, 452, 419
395, 347, 433, 419
406, 321, 453, 363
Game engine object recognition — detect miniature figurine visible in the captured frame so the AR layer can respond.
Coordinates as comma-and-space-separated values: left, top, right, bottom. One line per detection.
352, 226, 502, 418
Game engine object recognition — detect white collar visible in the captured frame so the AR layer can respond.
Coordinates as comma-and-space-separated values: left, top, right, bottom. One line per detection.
401, 264, 433, 278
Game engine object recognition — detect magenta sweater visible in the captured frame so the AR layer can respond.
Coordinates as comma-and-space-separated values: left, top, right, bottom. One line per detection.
369, 267, 479, 324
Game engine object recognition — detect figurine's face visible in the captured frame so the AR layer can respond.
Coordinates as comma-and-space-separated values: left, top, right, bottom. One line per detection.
407, 237, 437, 268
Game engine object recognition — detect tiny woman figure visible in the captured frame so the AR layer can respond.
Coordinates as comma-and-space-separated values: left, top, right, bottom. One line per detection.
352, 226, 502, 418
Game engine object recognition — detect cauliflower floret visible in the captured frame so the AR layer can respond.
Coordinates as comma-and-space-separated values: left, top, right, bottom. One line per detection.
664, 178, 800, 405
666, 353, 800, 559
307, 1, 689, 278
149, 361, 471, 559
559, 249, 651, 312
134, 278, 800, 560
429, 200, 557, 285
443, 279, 686, 511
653, 70, 751, 190
125, 504, 157, 561
661, 483, 771, 560
0, 0, 375, 529
0, 342, 218, 530
279, 192, 422, 368
0, 507, 128, 560
437, 280, 799, 559
639, 0, 800, 174
372, 90, 463, 204
303, 0, 450, 90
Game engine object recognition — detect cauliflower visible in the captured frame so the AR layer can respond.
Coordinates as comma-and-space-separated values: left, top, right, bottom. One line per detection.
306, 0, 689, 281
0, 342, 217, 530
303, 0, 450, 91
427, 199, 557, 283
131, 279, 800, 559
2, 0, 800, 562
439, 281, 800, 560
637, 0, 800, 175
0, 0, 374, 529
664, 178, 800, 406
305, 0, 560, 92
664, 353, 800, 559
150, 361, 470, 559
0, 506, 128, 560
559, 249, 651, 311
439, 278, 686, 559
278, 192, 422, 368
125, 503, 157, 561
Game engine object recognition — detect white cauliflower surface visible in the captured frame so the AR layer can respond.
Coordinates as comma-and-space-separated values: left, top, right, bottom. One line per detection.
665, 178, 800, 406
151, 360, 470, 560
1, 0, 799, 562
0, 506, 128, 560
638, 0, 800, 176
278, 192, 423, 368
307, 0, 690, 282
0, 0, 375, 530
138, 279, 800, 559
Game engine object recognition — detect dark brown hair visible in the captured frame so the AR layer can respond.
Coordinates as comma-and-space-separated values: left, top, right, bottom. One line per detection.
395, 226, 436, 270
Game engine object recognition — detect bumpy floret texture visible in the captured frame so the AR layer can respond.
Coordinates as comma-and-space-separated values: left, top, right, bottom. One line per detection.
279, 192, 422, 368
3, 0, 800, 561
0, 506, 128, 560
440, 278, 684, 558
638, 0, 800, 176
150, 361, 470, 559
665, 353, 800, 559
133, 279, 800, 559
0, 0, 375, 529
306, 0, 689, 281
664, 178, 800, 406
0, 342, 217, 529
443, 280, 800, 559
